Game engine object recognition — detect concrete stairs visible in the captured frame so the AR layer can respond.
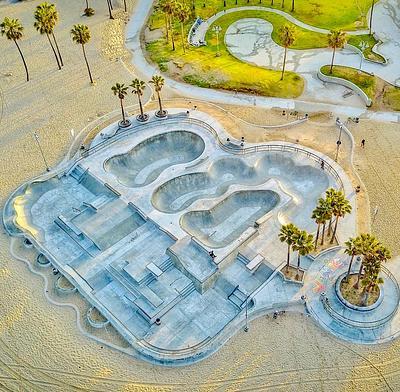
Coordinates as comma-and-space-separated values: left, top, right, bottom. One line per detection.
237, 253, 250, 265
159, 256, 174, 272
180, 282, 196, 297
228, 285, 249, 309
69, 164, 88, 183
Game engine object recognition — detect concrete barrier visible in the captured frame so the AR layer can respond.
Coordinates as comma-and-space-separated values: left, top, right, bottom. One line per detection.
345, 42, 388, 65
317, 68, 372, 107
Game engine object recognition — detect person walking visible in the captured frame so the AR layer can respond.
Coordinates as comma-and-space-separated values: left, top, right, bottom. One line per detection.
361, 139, 365, 148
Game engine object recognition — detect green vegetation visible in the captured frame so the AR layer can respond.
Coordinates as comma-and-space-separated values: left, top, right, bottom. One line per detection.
146, 37, 304, 97
341, 233, 391, 307
146, 0, 383, 98
0, 17, 29, 81
320, 65, 400, 111
320, 65, 375, 98
152, 0, 372, 31
347, 34, 385, 63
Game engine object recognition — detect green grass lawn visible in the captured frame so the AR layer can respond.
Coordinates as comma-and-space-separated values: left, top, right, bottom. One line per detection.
146, 2, 382, 99
152, 0, 372, 31
320, 65, 400, 111
347, 34, 386, 63
146, 37, 304, 98
320, 65, 376, 98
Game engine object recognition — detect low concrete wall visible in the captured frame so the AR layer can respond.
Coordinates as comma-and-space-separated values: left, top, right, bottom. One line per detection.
345, 43, 388, 65
317, 69, 372, 107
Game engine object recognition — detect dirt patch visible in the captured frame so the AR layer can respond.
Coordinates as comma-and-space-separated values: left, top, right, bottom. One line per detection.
340, 274, 380, 307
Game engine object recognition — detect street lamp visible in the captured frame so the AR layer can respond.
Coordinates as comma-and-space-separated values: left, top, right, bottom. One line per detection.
358, 40, 369, 72
244, 296, 249, 332
33, 131, 50, 172
213, 25, 222, 57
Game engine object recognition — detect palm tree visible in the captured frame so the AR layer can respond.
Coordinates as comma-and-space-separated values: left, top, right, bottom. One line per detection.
131, 78, 147, 121
84, 0, 95, 16
311, 205, 325, 250
292, 230, 314, 280
317, 198, 332, 246
42, 3, 63, 67
1, 17, 29, 82
160, 0, 177, 50
369, 0, 376, 35
344, 236, 362, 281
71, 24, 94, 84
34, 3, 62, 70
327, 30, 347, 74
278, 24, 297, 81
354, 233, 379, 289
175, 2, 190, 54
325, 188, 337, 236
112, 83, 130, 126
158, 0, 170, 42
278, 223, 299, 272
150, 75, 166, 117
106, 0, 114, 19
330, 192, 352, 244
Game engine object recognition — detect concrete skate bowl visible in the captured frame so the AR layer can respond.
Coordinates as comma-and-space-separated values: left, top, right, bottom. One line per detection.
152, 153, 331, 220
104, 130, 205, 187
9, 177, 62, 241
181, 190, 280, 248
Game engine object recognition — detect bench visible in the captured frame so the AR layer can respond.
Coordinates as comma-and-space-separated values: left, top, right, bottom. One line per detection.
146, 262, 163, 278
246, 254, 264, 271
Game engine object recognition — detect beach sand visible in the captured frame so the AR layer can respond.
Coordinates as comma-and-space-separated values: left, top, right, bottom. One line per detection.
1, 0, 400, 390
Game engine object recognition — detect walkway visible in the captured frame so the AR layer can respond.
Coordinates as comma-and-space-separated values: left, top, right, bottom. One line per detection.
224, 18, 398, 102
190, 5, 369, 47
125, 0, 400, 124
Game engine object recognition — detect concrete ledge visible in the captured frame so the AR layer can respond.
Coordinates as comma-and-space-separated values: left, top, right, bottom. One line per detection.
345, 43, 388, 65
335, 273, 384, 311
317, 68, 372, 107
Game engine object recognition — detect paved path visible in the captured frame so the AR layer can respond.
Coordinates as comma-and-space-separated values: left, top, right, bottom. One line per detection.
191, 5, 369, 47
224, 18, 399, 102
125, 0, 400, 121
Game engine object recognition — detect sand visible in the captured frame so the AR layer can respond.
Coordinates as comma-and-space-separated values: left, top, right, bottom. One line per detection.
1, 0, 400, 390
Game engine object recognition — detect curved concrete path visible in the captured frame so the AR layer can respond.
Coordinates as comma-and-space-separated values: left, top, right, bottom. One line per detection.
191, 5, 369, 47
224, 18, 398, 102
125, 0, 400, 123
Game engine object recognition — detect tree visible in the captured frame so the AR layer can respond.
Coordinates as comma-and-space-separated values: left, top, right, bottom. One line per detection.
369, 0, 376, 35
106, 0, 114, 19
112, 83, 130, 125
278, 24, 297, 81
354, 233, 380, 289
325, 187, 337, 236
175, 2, 190, 54
344, 237, 362, 281
311, 204, 326, 250
84, 0, 95, 17
34, 2, 62, 70
278, 223, 299, 272
71, 24, 94, 84
317, 198, 332, 246
1, 17, 29, 82
360, 242, 391, 305
150, 75, 166, 117
159, 0, 177, 50
43, 3, 64, 67
292, 230, 314, 280
327, 30, 347, 74
131, 78, 147, 120
330, 192, 352, 244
